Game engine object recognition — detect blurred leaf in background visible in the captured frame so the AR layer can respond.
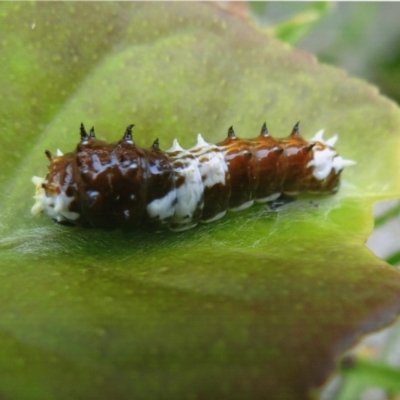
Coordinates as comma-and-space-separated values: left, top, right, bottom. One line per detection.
250, 2, 400, 104
254, 2, 333, 45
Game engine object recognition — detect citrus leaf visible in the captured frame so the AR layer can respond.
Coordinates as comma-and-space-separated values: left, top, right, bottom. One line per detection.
1, 3, 400, 399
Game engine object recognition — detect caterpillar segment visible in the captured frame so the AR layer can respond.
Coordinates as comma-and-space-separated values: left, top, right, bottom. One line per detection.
31, 123, 355, 231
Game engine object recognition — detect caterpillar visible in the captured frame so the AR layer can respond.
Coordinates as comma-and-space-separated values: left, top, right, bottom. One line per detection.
31, 122, 355, 231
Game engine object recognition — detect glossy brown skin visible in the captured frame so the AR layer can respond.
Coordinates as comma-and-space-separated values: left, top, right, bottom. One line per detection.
45, 139, 175, 229
141, 144, 175, 227
75, 139, 149, 228
42, 123, 342, 229
217, 127, 341, 207
201, 182, 231, 221
217, 134, 258, 209
249, 132, 287, 200
280, 134, 340, 193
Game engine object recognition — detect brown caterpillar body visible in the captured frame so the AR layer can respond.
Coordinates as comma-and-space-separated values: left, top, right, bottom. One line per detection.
31, 122, 355, 231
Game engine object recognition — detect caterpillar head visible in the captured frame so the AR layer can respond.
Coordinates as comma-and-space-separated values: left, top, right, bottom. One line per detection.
31, 124, 151, 228
30, 123, 89, 224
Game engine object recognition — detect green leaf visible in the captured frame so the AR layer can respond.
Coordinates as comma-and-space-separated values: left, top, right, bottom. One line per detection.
338, 356, 400, 398
1, 3, 400, 399
260, 2, 333, 45
375, 202, 400, 228
386, 251, 400, 266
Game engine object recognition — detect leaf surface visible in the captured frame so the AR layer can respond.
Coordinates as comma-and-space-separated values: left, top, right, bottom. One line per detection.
1, 3, 400, 399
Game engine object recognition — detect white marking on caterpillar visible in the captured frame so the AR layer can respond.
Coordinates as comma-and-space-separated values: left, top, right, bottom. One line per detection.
146, 189, 177, 222
31, 176, 80, 222
166, 147, 204, 231
190, 134, 228, 188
